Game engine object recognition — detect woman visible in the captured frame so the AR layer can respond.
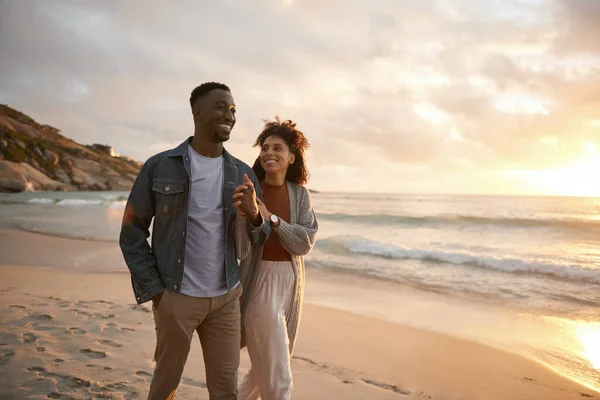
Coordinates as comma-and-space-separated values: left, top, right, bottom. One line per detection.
234, 117, 318, 400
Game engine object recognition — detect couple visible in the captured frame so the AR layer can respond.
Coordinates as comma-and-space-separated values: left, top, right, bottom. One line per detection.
119, 81, 318, 400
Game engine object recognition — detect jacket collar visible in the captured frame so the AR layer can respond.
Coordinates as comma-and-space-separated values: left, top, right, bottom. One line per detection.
168, 136, 238, 166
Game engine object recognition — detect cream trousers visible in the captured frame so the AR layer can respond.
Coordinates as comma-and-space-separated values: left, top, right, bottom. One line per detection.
239, 260, 295, 400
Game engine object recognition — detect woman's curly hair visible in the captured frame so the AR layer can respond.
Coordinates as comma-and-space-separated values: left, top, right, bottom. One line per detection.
252, 117, 310, 186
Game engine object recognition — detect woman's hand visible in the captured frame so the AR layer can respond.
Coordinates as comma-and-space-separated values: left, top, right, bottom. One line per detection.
256, 198, 272, 221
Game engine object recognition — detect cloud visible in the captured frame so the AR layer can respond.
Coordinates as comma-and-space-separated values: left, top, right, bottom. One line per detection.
554, 0, 600, 53
1, 0, 600, 193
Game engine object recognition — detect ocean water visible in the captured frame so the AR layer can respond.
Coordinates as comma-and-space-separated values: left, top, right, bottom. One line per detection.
1, 190, 599, 391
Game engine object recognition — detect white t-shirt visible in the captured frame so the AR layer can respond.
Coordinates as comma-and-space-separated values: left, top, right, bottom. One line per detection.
181, 144, 227, 297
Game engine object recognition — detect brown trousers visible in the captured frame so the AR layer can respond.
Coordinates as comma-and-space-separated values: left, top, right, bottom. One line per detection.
148, 285, 242, 400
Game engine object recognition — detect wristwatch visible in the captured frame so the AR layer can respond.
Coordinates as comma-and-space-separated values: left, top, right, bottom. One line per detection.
270, 214, 280, 226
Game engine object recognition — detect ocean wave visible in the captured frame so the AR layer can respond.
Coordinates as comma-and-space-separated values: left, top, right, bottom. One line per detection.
0, 196, 127, 207
27, 198, 55, 205
316, 235, 600, 285
56, 199, 104, 206
317, 212, 600, 231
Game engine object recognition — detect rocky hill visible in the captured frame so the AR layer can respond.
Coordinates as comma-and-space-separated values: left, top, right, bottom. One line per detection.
0, 105, 141, 192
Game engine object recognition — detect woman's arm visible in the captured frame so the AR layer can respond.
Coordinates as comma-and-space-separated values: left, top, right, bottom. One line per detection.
272, 186, 318, 256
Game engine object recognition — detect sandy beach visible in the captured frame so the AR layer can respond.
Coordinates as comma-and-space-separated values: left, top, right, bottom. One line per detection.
0, 229, 596, 400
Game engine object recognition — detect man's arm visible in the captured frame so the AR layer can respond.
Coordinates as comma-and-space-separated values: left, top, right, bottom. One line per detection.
119, 159, 164, 304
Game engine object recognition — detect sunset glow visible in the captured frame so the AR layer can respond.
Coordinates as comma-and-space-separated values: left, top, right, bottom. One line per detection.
578, 325, 600, 371
1, 0, 599, 196
517, 154, 600, 197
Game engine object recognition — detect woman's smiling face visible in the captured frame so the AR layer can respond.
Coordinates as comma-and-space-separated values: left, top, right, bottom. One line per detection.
259, 135, 295, 175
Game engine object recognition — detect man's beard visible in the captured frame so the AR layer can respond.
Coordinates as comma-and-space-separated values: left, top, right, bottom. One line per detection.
213, 131, 230, 143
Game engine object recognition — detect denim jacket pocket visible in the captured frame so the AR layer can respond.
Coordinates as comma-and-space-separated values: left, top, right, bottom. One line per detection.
152, 180, 185, 215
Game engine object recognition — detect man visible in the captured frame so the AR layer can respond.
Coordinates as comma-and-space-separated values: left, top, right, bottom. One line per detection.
119, 82, 269, 400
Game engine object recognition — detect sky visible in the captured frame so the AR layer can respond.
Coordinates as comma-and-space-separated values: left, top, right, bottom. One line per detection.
1, 0, 600, 196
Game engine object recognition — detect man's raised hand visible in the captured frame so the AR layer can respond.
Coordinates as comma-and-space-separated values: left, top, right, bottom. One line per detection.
233, 173, 260, 225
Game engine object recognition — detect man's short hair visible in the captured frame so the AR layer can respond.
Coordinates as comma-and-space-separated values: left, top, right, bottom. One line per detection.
189, 82, 231, 109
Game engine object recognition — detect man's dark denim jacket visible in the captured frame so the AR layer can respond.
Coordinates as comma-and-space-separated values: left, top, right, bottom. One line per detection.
119, 137, 270, 304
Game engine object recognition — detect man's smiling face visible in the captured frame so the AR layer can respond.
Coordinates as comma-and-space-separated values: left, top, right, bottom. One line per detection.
193, 89, 236, 143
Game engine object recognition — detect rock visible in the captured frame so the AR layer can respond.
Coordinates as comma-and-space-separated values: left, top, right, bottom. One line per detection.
0, 106, 140, 192
53, 167, 71, 184
0, 161, 28, 192
44, 149, 59, 166
70, 159, 109, 190
34, 146, 44, 158
41, 125, 60, 136
64, 157, 74, 170
107, 176, 134, 190
26, 157, 40, 169
0, 160, 70, 192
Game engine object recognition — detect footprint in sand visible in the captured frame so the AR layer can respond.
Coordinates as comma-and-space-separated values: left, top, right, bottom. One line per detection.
409, 392, 433, 400
27, 313, 54, 321
136, 371, 153, 378
29, 367, 134, 399
78, 300, 114, 306
36, 346, 45, 352
181, 377, 207, 388
75, 301, 92, 308
294, 356, 425, 398
101, 322, 136, 333
80, 348, 107, 359
101, 382, 140, 399
47, 392, 75, 400
22, 332, 37, 343
101, 322, 118, 333
131, 305, 152, 314
72, 309, 93, 317
361, 378, 411, 396
86, 363, 111, 370
98, 339, 122, 348
0, 350, 16, 366
68, 327, 86, 335
94, 313, 116, 320
29, 365, 91, 389
9, 305, 27, 310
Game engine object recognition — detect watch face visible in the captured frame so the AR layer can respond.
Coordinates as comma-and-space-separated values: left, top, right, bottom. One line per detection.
270, 214, 278, 223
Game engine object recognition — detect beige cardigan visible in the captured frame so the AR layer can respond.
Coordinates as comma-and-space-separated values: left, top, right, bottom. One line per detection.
235, 181, 318, 354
